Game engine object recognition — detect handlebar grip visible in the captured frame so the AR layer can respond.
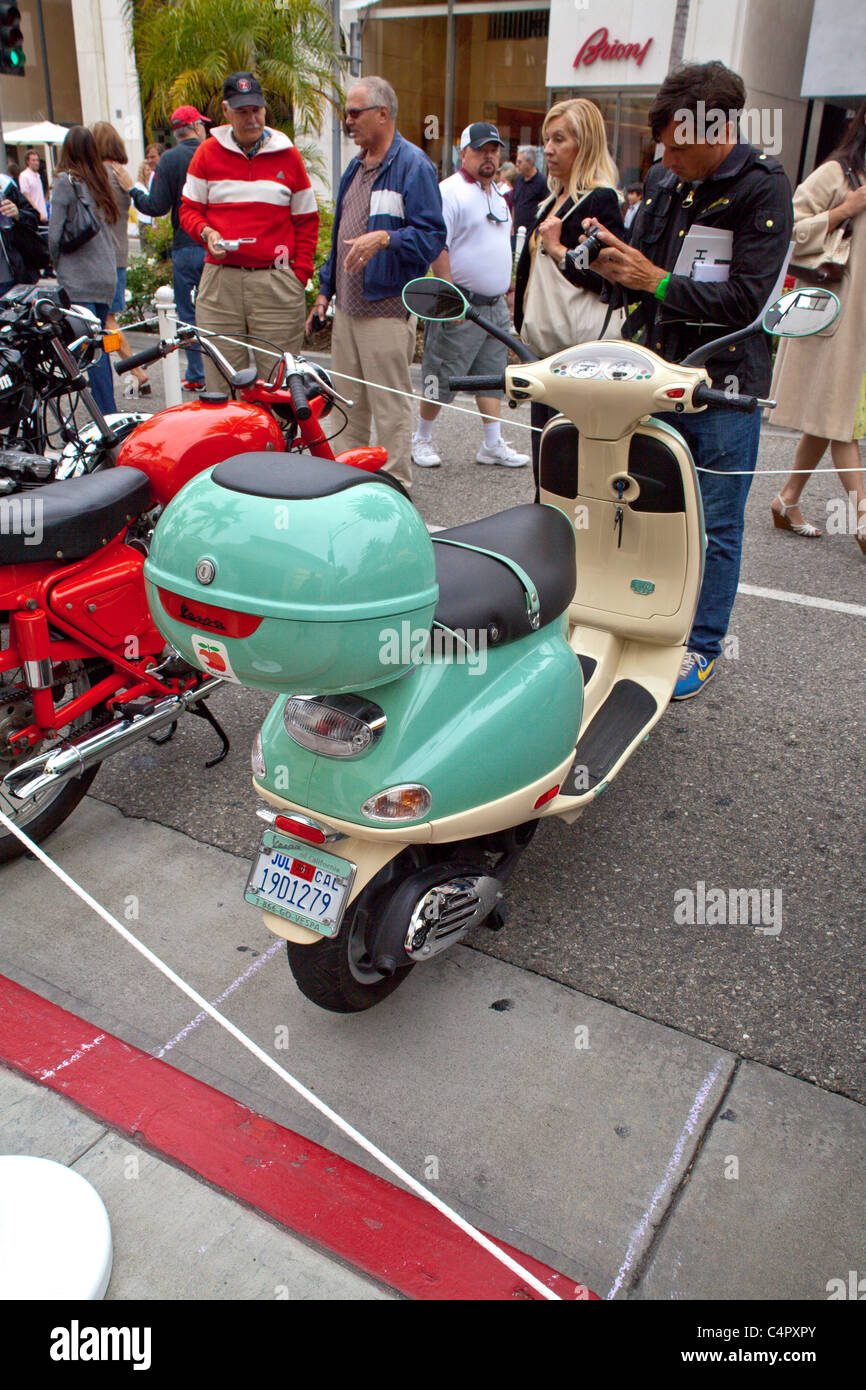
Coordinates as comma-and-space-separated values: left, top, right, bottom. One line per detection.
287, 372, 312, 421
114, 342, 166, 375
448, 374, 506, 393
692, 383, 758, 413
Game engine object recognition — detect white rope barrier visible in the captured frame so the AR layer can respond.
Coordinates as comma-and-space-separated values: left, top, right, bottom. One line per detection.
0, 807, 563, 1302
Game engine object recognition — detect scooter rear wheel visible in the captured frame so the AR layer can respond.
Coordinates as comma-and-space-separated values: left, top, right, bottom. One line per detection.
286, 860, 415, 1013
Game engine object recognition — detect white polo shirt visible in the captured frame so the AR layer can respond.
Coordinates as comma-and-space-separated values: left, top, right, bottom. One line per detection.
439, 170, 512, 298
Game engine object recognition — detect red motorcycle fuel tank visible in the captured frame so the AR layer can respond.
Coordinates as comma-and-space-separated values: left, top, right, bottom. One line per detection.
116, 398, 285, 507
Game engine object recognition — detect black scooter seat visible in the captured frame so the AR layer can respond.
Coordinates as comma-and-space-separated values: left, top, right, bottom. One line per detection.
0, 466, 152, 564
432, 504, 575, 647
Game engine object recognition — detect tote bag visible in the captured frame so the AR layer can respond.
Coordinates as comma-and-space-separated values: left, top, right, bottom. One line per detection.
520, 197, 623, 358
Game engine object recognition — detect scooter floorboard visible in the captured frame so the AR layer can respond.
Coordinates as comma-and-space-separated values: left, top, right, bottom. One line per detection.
561, 679, 657, 795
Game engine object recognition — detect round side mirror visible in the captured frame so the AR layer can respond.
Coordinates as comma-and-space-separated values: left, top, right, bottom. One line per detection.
763, 287, 840, 337
402, 277, 468, 322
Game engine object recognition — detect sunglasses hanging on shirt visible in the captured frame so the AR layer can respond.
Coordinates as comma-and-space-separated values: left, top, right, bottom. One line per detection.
484, 189, 509, 224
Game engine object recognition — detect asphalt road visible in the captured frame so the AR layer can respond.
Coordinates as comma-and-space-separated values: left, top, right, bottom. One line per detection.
90, 337, 866, 1104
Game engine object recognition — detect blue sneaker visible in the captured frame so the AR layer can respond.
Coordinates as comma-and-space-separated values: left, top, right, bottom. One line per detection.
672, 650, 716, 700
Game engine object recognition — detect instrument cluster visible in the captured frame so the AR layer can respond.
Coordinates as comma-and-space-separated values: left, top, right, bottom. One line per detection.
549, 345, 656, 382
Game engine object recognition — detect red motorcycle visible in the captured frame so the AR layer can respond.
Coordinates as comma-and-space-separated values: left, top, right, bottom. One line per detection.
112, 324, 388, 482
0, 332, 387, 861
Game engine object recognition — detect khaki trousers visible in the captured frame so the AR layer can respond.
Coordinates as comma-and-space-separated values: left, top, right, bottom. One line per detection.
329, 310, 416, 488
195, 263, 306, 392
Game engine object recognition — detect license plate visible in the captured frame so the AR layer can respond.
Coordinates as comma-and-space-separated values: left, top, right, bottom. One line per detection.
244, 831, 356, 938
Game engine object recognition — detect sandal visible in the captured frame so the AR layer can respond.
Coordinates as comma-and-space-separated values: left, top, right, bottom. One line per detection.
771, 494, 822, 538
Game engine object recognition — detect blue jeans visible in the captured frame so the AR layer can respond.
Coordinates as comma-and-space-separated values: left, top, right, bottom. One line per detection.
172, 244, 206, 384
655, 406, 762, 660
81, 302, 116, 417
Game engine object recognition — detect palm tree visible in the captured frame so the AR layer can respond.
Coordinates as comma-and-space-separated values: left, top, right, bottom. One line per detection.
128, 0, 345, 144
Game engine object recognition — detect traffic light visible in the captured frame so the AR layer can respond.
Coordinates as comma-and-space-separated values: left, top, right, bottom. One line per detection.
0, 4, 25, 76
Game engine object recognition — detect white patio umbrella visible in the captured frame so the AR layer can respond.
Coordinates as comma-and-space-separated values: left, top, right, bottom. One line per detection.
4, 121, 71, 180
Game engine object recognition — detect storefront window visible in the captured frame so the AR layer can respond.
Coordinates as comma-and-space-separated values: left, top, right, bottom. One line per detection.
361, 18, 657, 186
362, 12, 549, 173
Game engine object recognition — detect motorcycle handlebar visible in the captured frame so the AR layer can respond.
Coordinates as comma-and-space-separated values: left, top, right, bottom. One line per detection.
448, 374, 506, 393
114, 342, 168, 375
286, 371, 312, 420
692, 382, 758, 413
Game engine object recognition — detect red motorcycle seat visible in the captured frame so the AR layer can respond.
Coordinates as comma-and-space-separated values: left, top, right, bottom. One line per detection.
0, 466, 152, 565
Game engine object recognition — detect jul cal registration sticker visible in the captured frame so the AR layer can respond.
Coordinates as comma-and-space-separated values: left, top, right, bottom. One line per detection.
244, 831, 356, 937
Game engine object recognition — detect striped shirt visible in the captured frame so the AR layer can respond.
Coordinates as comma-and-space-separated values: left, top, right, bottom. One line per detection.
179, 125, 318, 281
336, 160, 406, 319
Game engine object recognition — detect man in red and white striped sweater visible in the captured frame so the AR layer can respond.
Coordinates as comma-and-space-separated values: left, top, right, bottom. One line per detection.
180, 71, 318, 389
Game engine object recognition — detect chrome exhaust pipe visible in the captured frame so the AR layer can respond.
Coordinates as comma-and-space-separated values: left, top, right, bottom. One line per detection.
3, 678, 224, 802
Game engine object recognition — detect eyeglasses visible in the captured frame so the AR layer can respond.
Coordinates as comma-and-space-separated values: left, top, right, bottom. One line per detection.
485, 191, 509, 224
344, 105, 380, 120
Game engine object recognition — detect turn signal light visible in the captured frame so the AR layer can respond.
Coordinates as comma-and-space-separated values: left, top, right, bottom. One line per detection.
102, 332, 122, 353
361, 785, 432, 822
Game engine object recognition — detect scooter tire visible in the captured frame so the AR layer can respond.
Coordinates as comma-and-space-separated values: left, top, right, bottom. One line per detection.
286, 866, 415, 1013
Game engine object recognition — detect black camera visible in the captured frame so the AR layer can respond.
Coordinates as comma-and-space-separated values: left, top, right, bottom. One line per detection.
569, 230, 604, 271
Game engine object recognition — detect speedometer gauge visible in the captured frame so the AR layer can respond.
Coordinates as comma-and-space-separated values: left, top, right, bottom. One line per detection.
603, 359, 640, 381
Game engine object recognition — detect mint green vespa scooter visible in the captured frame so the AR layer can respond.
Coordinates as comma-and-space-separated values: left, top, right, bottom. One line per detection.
143, 284, 838, 1012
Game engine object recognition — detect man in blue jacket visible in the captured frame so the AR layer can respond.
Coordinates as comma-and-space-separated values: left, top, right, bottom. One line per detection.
307, 76, 446, 487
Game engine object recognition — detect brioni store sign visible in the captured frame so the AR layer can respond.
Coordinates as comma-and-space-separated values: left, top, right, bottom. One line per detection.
546, 0, 678, 90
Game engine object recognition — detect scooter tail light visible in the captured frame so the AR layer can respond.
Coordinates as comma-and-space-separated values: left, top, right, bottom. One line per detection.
361, 785, 432, 822
283, 695, 385, 759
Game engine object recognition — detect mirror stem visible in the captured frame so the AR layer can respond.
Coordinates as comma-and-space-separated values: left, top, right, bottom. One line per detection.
464, 306, 537, 364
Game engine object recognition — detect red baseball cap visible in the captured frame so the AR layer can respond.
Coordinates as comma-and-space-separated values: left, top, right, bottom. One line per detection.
170, 106, 208, 129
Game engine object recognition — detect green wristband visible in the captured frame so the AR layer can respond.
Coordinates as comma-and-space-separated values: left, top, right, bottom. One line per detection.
654, 273, 671, 301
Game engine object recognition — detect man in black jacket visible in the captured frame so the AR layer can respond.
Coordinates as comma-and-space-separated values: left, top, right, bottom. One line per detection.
585, 62, 793, 699
118, 106, 209, 390
0, 174, 43, 295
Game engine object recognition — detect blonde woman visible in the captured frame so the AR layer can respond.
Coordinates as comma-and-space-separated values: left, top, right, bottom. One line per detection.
513, 97, 625, 485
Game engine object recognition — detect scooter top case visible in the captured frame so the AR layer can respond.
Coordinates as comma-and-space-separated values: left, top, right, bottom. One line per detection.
143, 454, 439, 693
252, 501, 584, 838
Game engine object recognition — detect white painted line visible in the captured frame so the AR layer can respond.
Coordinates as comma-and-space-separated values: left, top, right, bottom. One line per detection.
737, 583, 866, 618
157, 939, 283, 1058
606, 1058, 726, 1300
39, 1033, 107, 1082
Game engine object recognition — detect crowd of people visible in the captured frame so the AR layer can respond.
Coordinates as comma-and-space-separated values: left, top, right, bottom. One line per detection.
6, 61, 866, 702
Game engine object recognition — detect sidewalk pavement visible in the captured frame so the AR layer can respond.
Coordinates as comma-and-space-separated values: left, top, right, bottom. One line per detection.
0, 798, 863, 1302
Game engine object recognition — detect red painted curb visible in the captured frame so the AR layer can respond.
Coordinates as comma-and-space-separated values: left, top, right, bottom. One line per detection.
0, 975, 597, 1301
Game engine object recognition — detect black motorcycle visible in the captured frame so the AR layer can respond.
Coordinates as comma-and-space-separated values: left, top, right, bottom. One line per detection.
0, 284, 146, 495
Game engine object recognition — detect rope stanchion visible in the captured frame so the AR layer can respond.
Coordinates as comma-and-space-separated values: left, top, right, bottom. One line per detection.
0, 808, 564, 1301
